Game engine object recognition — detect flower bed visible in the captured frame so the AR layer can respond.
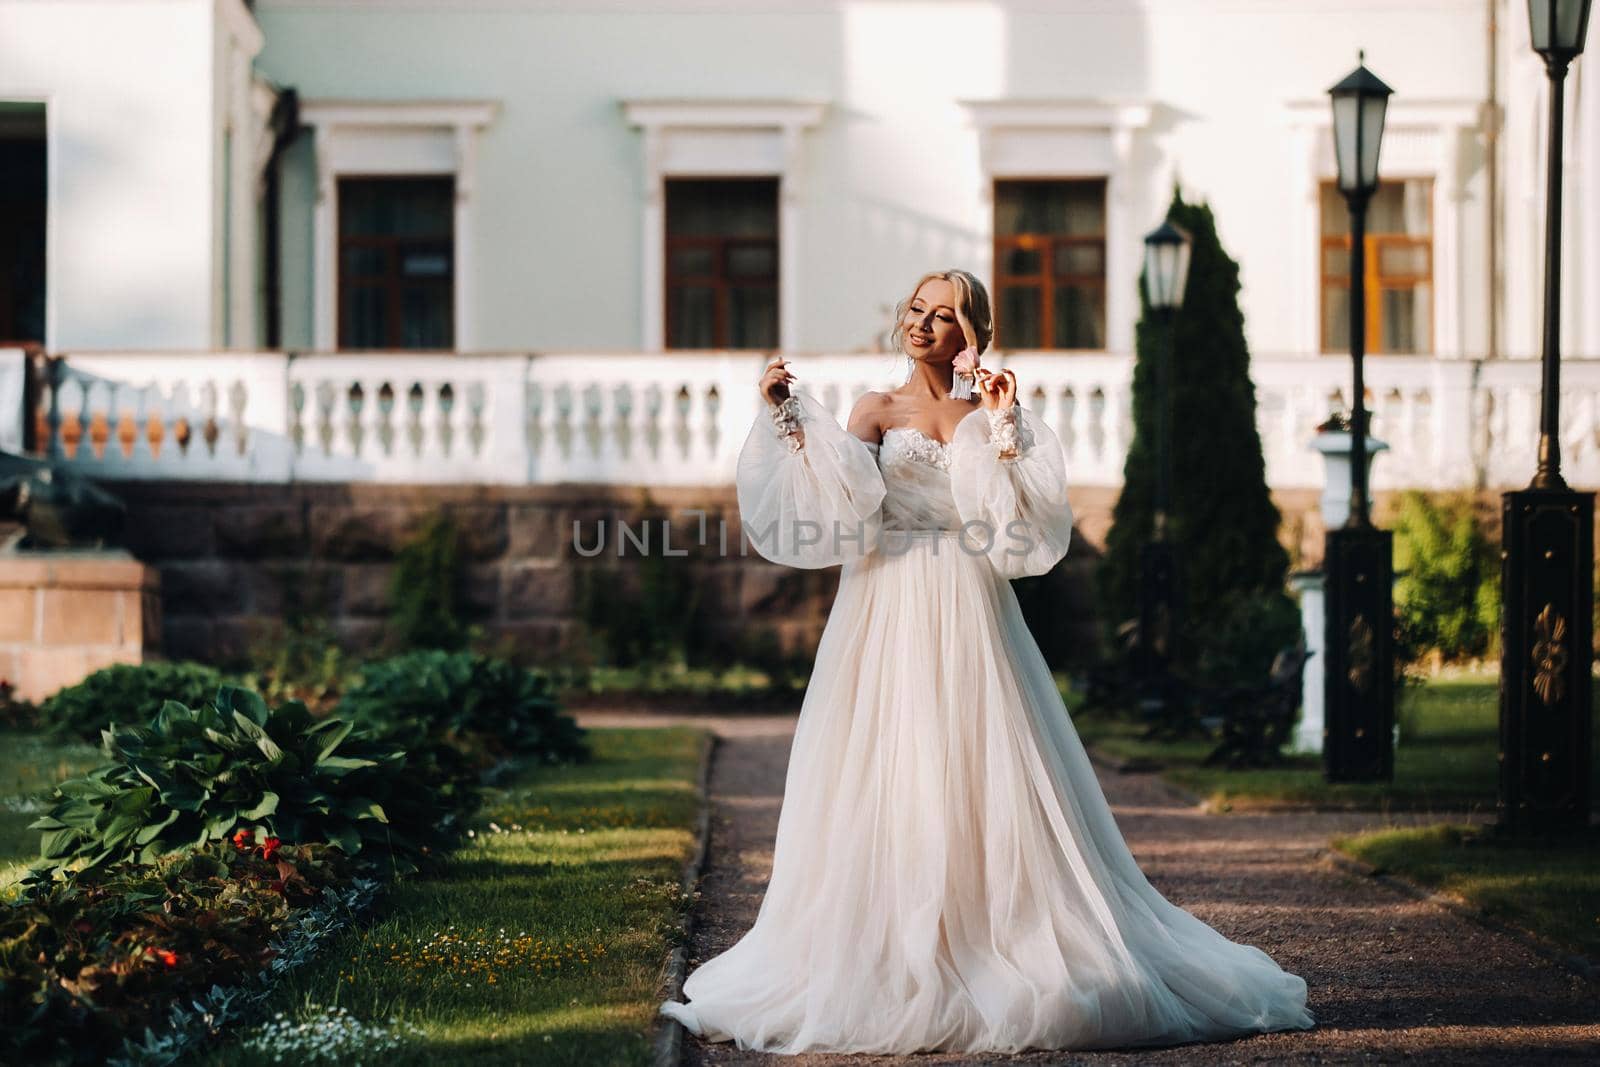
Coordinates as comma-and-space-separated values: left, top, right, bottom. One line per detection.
200, 726, 707, 1067
1, 654, 588, 1065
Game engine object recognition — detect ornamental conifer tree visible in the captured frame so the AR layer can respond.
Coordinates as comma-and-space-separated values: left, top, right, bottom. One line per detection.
1099, 188, 1297, 684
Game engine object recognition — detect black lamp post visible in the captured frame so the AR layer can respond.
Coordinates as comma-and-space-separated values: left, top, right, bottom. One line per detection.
1500, 0, 1594, 835
1323, 54, 1396, 782
1136, 219, 1191, 700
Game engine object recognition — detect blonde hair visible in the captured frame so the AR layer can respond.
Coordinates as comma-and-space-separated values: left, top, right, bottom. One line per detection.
891, 268, 994, 356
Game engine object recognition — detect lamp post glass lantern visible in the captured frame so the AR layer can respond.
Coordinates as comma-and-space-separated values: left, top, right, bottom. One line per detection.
1322, 54, 1395, 783
1330, 62, 1390, 197
1528, 0, 1593, 60
1142, 221, 1191, 311
1499, 0, 1594, 835
1135, 219, 1190, 707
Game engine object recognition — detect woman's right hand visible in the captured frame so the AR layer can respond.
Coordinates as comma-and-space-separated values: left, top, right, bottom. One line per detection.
759, 355, 796, 407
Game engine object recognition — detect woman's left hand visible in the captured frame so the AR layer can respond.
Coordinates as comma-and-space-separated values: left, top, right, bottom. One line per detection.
975, 367, 1017, 411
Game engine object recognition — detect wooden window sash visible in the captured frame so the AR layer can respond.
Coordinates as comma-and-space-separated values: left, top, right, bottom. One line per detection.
992, 185, 1108, 351
664, 234, 779, 349
336, 179, 454, 351
1320, 233, 1434, 354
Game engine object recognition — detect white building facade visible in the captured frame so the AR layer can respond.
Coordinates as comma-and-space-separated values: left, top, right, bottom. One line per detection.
2, 0, 1599, 492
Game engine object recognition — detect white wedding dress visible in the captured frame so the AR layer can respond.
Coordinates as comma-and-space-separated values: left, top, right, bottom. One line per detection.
657, 390, 1314, 1054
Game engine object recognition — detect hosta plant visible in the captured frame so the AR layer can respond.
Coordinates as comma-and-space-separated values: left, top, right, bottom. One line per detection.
28, 687, 448, 874
338, 649, 589, 766
39, 660, 229, 742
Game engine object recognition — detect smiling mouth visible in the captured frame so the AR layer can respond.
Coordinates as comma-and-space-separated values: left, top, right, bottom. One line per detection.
909, 335, 932, 346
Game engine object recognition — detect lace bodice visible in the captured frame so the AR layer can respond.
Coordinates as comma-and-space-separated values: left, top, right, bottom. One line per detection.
879, 426, 952, 471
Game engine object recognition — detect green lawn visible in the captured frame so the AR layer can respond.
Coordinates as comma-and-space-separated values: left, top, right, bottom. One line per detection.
0, 732, 102, 894
1071, 677, 1598, 813
1334, 823, 1600, 960
200, 725, 709, 1067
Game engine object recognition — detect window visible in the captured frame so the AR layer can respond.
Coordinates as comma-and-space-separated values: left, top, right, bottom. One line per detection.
1320, 179, 1433, 354
993, 179, 1107, 350
338, 177, 455, 349
665, 178, 778, 349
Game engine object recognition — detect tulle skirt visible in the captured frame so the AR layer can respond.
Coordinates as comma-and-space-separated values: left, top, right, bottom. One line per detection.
660, 531, 1314, 1054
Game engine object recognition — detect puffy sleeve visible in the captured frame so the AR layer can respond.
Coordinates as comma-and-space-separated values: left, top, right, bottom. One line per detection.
948, 403, 1074, 579
735, 389, 887, 569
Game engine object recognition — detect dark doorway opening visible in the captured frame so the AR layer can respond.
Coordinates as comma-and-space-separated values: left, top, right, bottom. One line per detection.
0, 103, 46, 346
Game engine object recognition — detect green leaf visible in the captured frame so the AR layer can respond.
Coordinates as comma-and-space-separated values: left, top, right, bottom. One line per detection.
204, 809, 239, 841
55, 777, 121, 799
351, 801, 388, 824
133, 810, 180, 845
255, 735, 285, 764
312, 719, 355, 763
240, 792, 280, 820
38, 827, 79, 858
231, 709, 267, 741
52, 800, 100, 830
324, 821, 362, 855
316, 755, 377, 774
162, 781, 209, 812
109, 786, 157, 815
102, 813, 144, 847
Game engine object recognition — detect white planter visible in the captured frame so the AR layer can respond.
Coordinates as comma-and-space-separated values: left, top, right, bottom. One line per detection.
1312, 429, 1389, 529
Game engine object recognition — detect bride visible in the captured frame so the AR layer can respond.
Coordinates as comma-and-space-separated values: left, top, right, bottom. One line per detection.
658, 269, 1314, 1054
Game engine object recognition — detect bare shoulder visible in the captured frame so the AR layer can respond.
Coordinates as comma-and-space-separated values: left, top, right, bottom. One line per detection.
847, 390, 892, 445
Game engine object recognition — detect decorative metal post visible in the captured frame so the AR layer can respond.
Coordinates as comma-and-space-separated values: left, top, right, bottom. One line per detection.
1323, 55, 1396, 782
1500, 0, 1595, 835
1137, 221, 1191, 704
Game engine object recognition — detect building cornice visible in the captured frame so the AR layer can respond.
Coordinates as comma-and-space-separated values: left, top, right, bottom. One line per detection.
299, 100, 500, 128
958, 98, 1154, 132
621, 99, 826, 132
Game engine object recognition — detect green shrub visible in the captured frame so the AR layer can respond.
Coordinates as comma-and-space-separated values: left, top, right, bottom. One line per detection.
39, 661, 228, 742
0, 677, 40, 731
337, 650, 588, 770
1100, 189, 1291, 686
389, 510, 469, 651
28, 688, 449, 874
1391, 491, 1499, 665
1193, 587, 1302, 687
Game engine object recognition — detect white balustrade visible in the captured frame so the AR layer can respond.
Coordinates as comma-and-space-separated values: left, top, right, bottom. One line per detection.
39, 353, 293, 481
21, 350, 1600, 492
286, 355, 526, 483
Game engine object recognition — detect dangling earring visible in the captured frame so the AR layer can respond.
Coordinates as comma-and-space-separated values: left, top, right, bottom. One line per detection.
948, 346, 980, 400
902, 354, 915, 384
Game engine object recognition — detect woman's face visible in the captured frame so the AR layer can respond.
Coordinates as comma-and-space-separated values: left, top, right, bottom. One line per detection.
901, 278, 967, 363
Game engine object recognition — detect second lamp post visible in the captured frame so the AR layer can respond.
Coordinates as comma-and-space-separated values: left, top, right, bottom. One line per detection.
1323, 54, 1396, 782
1138, 219, 1191, 701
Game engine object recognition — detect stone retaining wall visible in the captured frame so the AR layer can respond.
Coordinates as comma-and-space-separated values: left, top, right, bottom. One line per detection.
101, 481, 1357, 670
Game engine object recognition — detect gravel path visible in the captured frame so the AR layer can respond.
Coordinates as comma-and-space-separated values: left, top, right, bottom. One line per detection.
575, 711, 1600, 1066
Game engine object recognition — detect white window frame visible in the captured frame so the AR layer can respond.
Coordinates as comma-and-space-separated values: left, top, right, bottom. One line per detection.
958, 99, 1153, 355
300, 100, 498, 352
622, 99, 826, 352
1286, 99, 1483, 359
